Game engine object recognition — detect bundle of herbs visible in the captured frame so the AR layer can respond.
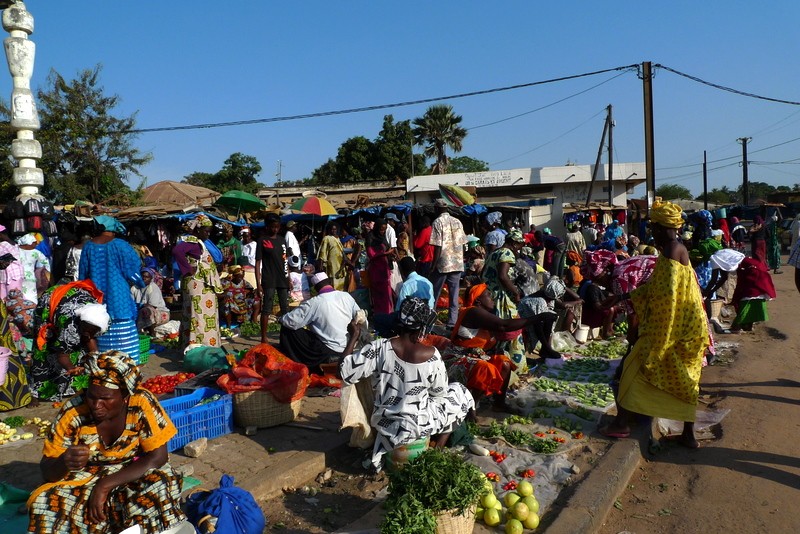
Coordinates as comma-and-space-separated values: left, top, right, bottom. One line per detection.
381, 447, 484, 534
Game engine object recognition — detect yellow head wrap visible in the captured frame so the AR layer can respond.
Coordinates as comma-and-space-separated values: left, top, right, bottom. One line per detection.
650, 199, 684, 229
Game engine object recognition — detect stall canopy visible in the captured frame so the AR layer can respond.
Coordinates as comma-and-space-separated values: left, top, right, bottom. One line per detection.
140, 181, 220, 208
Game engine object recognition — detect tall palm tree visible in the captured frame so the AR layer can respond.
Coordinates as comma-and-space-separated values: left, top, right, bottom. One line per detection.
412, 104, 468, 174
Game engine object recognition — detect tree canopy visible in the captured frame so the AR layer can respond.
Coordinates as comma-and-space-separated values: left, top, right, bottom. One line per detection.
448, 156, 489, 173
183, 152, 263, 193
32, 66, 151, 204
411, 104, 468, 174
654, 183, 692, 200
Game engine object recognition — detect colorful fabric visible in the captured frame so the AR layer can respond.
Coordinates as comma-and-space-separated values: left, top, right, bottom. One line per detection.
78, 238, 141, 321
0, 301, 30, 411
179, 236, 222, 348
397, 297, 436, 333
28, 388, 184, 533
94, 215, 126, 234
617, 256, 709, 421
482, 247, 525, 369
612, 255, 658, 313
466, 284, 488, 307
318, 235, 346, 290
732, 299, 768, 326
766, 220, 782, 270
580, 249, 618, 280
217, 236, 243, 268
222, 278, 255, 322
429, 212, 467, 273
0, 241, 23, 300
4, 289, 36, 333
731, 257, 776, 309
366, 243, 393, 314
83, 350, 141, 392
18, 247, 49, 304
340, 338, 474, 470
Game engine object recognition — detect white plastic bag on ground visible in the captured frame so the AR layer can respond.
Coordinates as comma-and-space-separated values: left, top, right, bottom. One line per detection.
551, 330, 579, 353
656, 408, 731, 439
340, 378, 375, 449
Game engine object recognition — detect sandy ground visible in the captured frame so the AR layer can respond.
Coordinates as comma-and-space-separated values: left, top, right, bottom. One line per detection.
597, 261, 800, 534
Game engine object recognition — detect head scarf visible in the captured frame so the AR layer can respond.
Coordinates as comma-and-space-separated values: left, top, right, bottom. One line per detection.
75, 303, 110, 334
16, 233, 36, 246
696, 210, 713, 227
228, 264, 243, 275
486, 212, 502, 226
753, 215, 764, 225
184, 214, 213, 232
506, 229, 525, 243
84, 350, 141, 394
543, 228, 552, 235
140, 266, 157, 281
94, 215, 126, 234
288, 255, 301, 268
730, 216, 739, 225
398, 297, 436, 334
543, 277, 566, 300
466, 283, 488, 307
642, 245, 658, 255
581, 249, 618, 279
650, 199, 684, 229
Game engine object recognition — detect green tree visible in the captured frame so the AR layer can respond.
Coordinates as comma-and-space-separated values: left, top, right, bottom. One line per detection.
182, 153, 263, 193
335, 136, 373, 183
448, 156, 489, 173
35, 65, 151, 204
372, 115, 426, 181
310, 159, 338, 185
655, 183, 692, 200
696, 186, 736, 204
0, 105, 17, 200
738, 181, 775, 203
182, 171, 215, 189
412, 104, 468, 174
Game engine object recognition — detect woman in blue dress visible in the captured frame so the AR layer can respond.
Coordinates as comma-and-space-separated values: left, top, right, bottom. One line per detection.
78, 216, 142, 362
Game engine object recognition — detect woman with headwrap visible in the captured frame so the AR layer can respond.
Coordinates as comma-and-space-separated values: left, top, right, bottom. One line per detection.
518, 276, 581, 359
483, 211, 506, 254
445, 284, 543, 409
216, 222, 242, 271
29, 281, 106, 401
130, 267, 170, 337
482, 229, 527, 369
366, 218, 396, 315
17, 233, 50, 305
689, 225, 724, 291
579, 249, 620, 339
172, 214, 223, 348
318, 221, 347, 291
28, 350, 186, 533
340, 297, 474, 471
730, 216, 747, 252
729, 257, 776, 332
714, 218, 731, 248
221, 264, 256, 328
749, 215, 767, 263
79, 216, 143, 362
601, 199, 709, 448
0, 295, 31, 411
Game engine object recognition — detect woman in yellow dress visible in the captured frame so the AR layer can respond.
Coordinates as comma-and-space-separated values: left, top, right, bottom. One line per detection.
601, 200, 709, 448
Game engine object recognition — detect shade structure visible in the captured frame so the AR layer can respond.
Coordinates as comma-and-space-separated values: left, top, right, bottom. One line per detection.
214, 190, 266, 216
290, 196, 337, 216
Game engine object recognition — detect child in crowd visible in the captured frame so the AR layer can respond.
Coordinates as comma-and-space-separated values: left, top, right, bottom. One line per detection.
289, 256, 311, 303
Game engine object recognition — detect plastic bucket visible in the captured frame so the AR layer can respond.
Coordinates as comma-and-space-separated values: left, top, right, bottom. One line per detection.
574, 325, 590, 344
385, 437, 429, 472
0, 347, 11, 385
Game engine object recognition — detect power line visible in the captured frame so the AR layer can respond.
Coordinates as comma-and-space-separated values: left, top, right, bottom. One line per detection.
128, 64, 639, 134
657, 135, 800, 172
655, 64, 800, 106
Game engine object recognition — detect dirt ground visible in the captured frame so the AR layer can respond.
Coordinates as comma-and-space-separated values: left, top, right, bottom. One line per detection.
596, 261, 800, 534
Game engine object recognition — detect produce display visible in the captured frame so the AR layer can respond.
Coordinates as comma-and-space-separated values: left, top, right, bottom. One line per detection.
544, 357, 610, 383
141, 372, 196, 395
530, 377, 615, 408
239, 321, 261, 337
574, 340, 628, 359
476, 478, 540, 531
0, 417, 50, 445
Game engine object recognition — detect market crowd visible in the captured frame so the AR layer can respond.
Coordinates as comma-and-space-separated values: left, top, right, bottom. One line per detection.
0, 196, 791, 532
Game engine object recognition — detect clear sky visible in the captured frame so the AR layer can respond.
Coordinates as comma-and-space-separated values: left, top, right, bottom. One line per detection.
4, 1, 799, 197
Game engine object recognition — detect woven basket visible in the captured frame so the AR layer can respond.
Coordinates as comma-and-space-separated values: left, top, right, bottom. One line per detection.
709, 299, 723, 319
233, 390, 302, 428
435, 505, 476, 534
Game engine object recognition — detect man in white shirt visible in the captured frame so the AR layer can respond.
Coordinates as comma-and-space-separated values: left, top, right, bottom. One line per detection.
284, 220, 301, 259
384, 212, 399, 248
239, 227, 258, 288
429, 198, 467, 329
279, 271, 362, 372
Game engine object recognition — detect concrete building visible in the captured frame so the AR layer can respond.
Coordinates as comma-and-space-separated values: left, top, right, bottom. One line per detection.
406, 163, 646, 233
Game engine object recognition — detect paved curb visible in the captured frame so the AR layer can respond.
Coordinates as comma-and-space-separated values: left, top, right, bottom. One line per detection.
544, 437, 642, 534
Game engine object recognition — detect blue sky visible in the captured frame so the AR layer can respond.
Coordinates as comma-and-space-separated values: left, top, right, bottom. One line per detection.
5, 1, 800, 197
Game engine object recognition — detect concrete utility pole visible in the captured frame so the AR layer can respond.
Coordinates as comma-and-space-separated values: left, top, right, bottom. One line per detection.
641, 61, 656, 214
2, 0, 43, 199
607, 104, 613, 207
738, 137, 751, 207
703, 150, 708, 210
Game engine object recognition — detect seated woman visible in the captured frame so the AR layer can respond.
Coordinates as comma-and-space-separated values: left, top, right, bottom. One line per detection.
220, 265, 257, 328
29, 281, 108, 402
130, 267, 170, 337
518, 277, 581, 359
579, 249, 621, 339
339, 297, 475, 472
28, 350, 185, 533
447, 284, 553, 409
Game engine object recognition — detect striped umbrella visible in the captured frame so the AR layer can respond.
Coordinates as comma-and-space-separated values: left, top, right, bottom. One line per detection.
290, 196, 337, 216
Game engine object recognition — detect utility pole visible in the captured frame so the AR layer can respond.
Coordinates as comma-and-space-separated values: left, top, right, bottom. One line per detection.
703, 150, 708, 210
642, 61, 656, 214
585, 106, 611, 207
275, 160, 283, 183
738, 138, 751, 207
607, 104, 614, 207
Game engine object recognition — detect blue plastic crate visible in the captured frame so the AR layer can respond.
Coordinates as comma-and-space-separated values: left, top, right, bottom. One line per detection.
161, 387, 233, 452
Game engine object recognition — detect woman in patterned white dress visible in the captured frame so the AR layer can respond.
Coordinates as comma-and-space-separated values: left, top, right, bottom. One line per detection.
340, 297, 474, 471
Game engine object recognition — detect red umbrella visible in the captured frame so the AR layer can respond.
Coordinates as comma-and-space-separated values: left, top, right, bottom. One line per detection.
290, 196, 337, 216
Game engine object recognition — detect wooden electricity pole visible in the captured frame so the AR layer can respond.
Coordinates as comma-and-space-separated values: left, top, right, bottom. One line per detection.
642, 61, 656, 214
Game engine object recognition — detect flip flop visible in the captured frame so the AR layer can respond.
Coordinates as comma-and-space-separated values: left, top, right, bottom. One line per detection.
598, 427, 630, 439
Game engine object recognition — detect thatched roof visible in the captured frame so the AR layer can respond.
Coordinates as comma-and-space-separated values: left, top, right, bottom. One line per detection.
140, 181, 220, 207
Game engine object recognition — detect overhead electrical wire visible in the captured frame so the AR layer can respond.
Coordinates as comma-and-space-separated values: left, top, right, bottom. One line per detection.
128, 64, 639, 134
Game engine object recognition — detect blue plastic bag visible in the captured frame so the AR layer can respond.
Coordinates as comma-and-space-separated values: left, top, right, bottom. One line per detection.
186, 475, 265, 534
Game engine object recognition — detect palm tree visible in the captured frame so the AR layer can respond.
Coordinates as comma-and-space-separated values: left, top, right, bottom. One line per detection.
412, 104, 468, 174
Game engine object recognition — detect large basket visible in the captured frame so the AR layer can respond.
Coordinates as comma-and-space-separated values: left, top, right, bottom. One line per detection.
435, 505, 476, 534
709, 299, 723, 319
233, 390, 302, 428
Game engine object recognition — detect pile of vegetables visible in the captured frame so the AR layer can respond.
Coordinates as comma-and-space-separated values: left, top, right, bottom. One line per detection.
382, 448, 485, 534
239, 321, 261, 337
141, 372, 196, 395
574, 340, 628, 359
544, 357, 611, 383
468, 419, 565, 454
530, 377, 615, 407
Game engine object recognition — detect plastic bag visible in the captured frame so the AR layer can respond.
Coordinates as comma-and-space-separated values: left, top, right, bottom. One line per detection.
186, 475, 265, 534
551, 330, 579, 353
340, 378, 375, 448
216, 343, 308, 402
184, 346, 230, 373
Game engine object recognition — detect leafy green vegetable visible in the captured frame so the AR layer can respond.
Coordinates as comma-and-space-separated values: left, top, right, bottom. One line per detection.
530, 438, 559, 454
3, 416, 24, 428
239, 321, 262, 337
381, 493, 437, 534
